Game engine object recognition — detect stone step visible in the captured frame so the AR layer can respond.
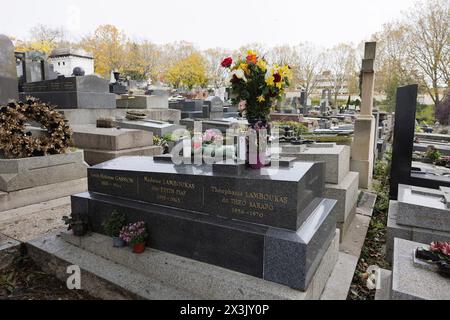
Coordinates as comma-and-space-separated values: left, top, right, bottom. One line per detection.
26, 233, 198, 300
56, 230, 339, 300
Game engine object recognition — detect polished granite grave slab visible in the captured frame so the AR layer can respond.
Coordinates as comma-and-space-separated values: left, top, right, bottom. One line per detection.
71, 191, 337, 290
21, 75, 116, 109
396, 184, 450, 233
87, 157, 325, 230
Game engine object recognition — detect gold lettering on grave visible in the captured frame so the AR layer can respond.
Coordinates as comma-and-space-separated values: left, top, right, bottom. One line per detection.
143, 176, 196, 205
90, 173, 134, 189
209, 185, 289, 219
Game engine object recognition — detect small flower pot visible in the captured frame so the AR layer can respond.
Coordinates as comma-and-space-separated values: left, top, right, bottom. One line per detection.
113, 237, 126, 248
132, 242, 146, 254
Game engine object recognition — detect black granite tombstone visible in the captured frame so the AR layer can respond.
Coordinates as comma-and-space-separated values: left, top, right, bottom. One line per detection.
21, 74, 116, 109
169, 99, 204, 119
71, 156, 337, 290
109, 71, 128, 95
0, 35, 19, 105
390, 84, 450, 200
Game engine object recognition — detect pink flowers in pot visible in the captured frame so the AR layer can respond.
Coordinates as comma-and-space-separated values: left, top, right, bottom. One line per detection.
202, 129, 223, 144
119, 221, 147, 247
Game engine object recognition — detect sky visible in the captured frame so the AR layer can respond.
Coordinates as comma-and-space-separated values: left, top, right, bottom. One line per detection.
1, 0, 418, 49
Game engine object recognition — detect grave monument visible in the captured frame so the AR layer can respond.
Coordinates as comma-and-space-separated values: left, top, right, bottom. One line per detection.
70, 157, 338, 290
350, 42, 377, 189
21, 73, 116, 109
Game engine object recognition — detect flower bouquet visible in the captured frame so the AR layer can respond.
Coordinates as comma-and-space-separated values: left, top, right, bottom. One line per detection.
119, 221, 148, 254
415, 241, 450, 278
221, 51, 292, 168
221, 51, 292, 121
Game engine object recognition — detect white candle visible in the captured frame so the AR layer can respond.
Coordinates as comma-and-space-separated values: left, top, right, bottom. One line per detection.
183, 138, 191, 159
238, 136, 246, 162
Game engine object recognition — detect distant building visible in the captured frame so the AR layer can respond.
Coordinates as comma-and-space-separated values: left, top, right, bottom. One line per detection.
312, 70, 349, 97
48, 48, 94, 77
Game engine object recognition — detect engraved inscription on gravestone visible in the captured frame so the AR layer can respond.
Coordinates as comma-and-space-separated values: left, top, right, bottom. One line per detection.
87, 158, 325, 230
139, 174, 203, 211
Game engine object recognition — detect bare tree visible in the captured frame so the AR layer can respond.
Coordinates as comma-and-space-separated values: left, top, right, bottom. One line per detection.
370, 22, 416, 109
405, 0, 450, 107
235, 43, 269, 58
325, 43, 357, 106
203, 48, 231, 89
30, 24, 66, 44
295, 42, 324, 103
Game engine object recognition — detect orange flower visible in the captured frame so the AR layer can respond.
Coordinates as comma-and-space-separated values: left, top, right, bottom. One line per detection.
246, 53, 257, 64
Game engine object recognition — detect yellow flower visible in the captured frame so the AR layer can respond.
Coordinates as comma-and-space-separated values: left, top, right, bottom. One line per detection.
247, 50, 256, 57
276, 81, 283, 89
256, 59, 267, 71
266, 75, 275, 86
239, 63, 250, 75
257, 95, 266, 103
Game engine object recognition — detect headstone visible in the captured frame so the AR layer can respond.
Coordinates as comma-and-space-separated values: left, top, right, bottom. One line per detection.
72, 157, 337, 290
395, 184, 450, 232
390, 85, 450, 199
21, 75, 116, 109
169, 99, 204, 119
300, 91, 306, 106
16, 51, 58, 87
203, 96, 224, 120
109, 71, 128, 95
0, 35, 19, 104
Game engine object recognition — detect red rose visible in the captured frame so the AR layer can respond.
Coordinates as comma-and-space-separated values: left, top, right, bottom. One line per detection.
273, 73, 282, 83
221, 57, 233, 68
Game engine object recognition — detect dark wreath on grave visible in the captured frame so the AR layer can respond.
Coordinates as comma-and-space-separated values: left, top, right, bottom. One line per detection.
0, 99, 73, 159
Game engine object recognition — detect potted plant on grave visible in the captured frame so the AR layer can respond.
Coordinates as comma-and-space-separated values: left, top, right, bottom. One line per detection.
425, 146, 441, 164
119, 221, 148, 254
221, 51, 292, 168
62, 215, 89, 237
102, 211, 127, 248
